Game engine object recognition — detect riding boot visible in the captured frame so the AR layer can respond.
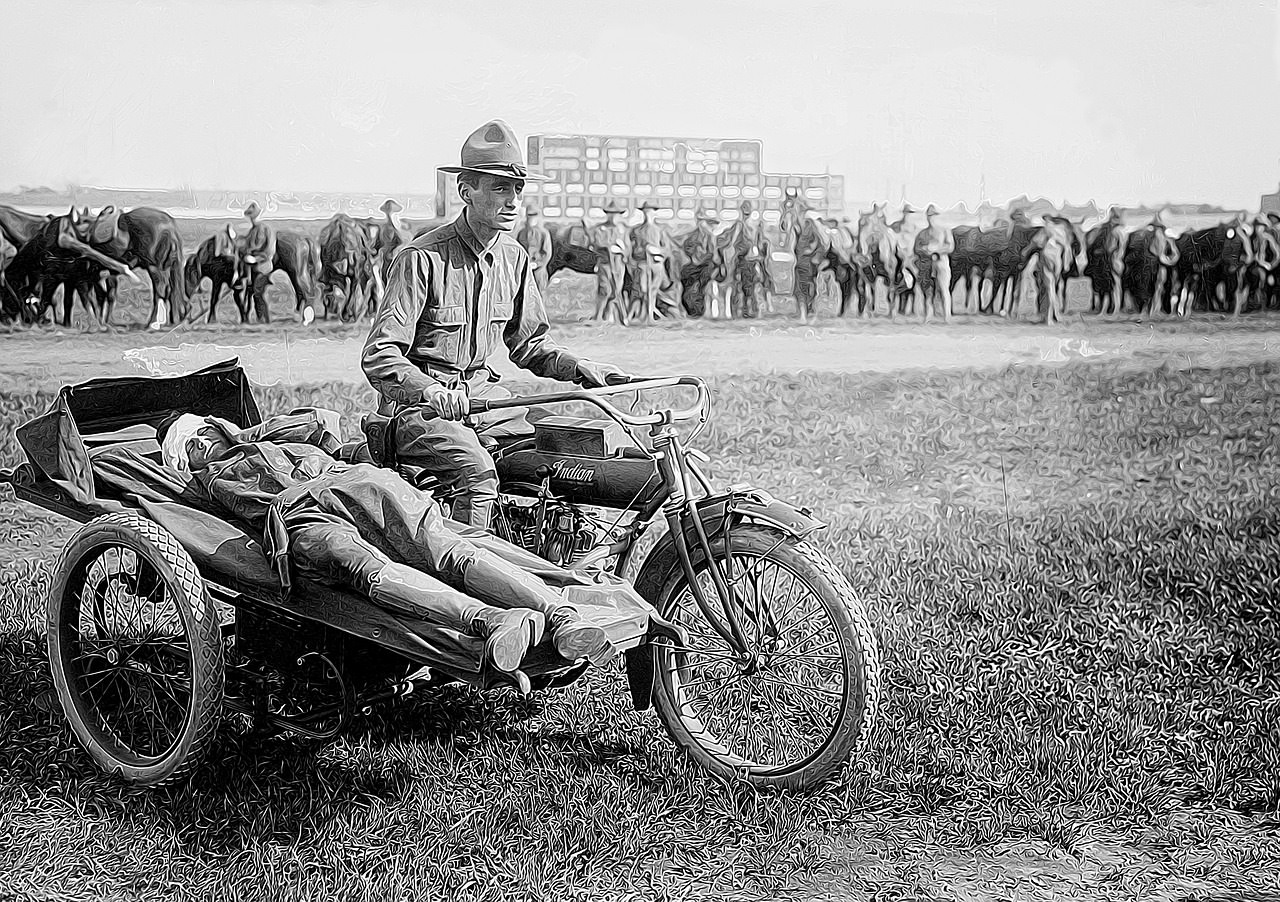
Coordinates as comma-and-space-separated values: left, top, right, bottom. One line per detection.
459, 547, 564, 615
547, 606, 617, 666
460, 549, 616, 665
368, 561, 543, 678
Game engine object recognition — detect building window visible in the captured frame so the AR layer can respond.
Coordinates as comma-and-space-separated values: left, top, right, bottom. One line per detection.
657, 209, 675, 221
721, 209, 740, 221
588, 183, 607, 195
656, 185, 675, 197
741, 186, 760, 199
566, 206, 585, 218
542, 184, 562, 195
805, 188, 825, 201
611, 184, 630, 195
608, 160, 628, 172
763, 186, 782, 199
566, 183, 585, 194
676, 209, 694, 220
722, 185, 740, 198
586, 147, 599, 158
586, 160, 600, 170
634, 184, 653, 196
678, 185, 697, 198
699, 186, 718, 198
543, 206, 562, 217
763, 210, 781, 223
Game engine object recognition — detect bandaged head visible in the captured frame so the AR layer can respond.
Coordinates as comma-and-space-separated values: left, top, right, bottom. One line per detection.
158, 413, 239, 474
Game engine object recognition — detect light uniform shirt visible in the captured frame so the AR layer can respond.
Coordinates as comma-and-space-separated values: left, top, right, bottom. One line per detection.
362, 212, 587, 414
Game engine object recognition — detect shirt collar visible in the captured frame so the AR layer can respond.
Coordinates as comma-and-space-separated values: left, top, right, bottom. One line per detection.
456, 209, 501, 259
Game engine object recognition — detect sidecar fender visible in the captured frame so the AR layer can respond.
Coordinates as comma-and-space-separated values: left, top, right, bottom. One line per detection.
623, 486, 826, 711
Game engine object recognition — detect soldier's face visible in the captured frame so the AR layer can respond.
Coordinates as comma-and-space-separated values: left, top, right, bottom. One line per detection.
466, 175, 524, 232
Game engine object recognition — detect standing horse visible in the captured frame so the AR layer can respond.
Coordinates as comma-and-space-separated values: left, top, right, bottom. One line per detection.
184, 227, 247, 322
274, 230, 323, 322
5, 210, 138, 328
319, 214, 375, 321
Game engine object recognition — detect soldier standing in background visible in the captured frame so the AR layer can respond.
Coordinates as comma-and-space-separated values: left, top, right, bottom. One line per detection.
915, 204, 955, 321
1246, 214, 1280, 310
629, 200, 670, 323
239, 201, 276, 323
729, 200, 771, 318
516, 205, 554, 297
590, 199, 631, 324
374, 199, 405, 283
679, 208, 719, 318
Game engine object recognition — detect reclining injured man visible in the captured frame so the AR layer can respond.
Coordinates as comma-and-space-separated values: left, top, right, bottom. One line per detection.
157, 408, 620, 691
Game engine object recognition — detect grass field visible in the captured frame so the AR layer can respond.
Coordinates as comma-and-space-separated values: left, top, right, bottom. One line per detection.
0, 357, 1278, 901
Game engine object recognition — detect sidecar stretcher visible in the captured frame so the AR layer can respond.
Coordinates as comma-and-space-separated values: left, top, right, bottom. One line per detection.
0, 360, 670, 726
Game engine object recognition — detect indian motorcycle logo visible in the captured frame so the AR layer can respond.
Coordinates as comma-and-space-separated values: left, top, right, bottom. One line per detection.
550, 460, 596, 484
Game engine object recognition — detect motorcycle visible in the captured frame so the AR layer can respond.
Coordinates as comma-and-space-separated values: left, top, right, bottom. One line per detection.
369, 375, 883, 790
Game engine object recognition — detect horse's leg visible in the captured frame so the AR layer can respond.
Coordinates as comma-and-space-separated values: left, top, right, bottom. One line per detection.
208, 279, 222, 323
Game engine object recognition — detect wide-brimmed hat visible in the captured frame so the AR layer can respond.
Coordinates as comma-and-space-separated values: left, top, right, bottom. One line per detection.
926, 204, 939, 216
439, 119, 548, 181
380, 199, 402, 214
901, 203, 917, 214
639, 200, 660, 212
243, 201, 262, 218
1266, 211, 1280, 224
602, 199, 627, 214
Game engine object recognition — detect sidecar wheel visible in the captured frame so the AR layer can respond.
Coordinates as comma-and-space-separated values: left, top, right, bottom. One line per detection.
650, 524, 881, 791
47, 512, 224, 787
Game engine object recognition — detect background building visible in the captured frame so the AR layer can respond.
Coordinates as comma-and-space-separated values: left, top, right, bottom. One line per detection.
435, 133, 845, 225
1263, 183, 1280, 215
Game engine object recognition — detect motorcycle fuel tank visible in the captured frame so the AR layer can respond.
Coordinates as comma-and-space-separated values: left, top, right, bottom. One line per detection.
496, 447, 663, 509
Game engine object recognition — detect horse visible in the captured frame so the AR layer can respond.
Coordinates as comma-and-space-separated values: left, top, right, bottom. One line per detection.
319, 214, 376, 321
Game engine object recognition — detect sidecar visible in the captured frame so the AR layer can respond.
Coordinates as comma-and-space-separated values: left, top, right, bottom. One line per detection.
0, 359, 673, 787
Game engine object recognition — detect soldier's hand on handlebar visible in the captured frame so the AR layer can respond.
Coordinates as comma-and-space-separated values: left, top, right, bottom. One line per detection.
602, 370, 637, 386
426, 385, 470, 421
577, 360, 634, 389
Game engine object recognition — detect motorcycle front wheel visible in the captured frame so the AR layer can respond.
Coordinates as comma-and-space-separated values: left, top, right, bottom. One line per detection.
650, 523, 881, 791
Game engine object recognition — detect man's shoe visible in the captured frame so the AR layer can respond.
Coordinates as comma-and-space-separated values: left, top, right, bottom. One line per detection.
470, 608, 544, 673
548, 608, 617, 666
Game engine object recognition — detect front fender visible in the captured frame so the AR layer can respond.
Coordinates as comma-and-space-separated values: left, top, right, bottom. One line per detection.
621, 486, 826, 711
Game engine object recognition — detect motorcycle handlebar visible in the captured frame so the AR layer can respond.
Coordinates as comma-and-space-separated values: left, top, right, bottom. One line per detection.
469, 375, 708, 428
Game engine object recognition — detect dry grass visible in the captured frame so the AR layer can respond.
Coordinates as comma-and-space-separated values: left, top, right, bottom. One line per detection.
0, 361, 1278, 900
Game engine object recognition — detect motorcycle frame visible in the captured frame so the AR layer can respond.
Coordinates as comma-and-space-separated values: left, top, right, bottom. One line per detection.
472, 376, 802, 659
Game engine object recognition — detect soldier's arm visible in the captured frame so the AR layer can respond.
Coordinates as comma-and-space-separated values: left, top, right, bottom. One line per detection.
505, 255, 597, 385
361, 247, 441, 405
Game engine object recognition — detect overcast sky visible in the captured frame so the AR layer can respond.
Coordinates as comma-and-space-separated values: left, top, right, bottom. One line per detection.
3, 0, 1278, 209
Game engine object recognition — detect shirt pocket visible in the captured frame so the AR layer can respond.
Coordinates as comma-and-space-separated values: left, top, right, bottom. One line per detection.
419, 303, 468, 363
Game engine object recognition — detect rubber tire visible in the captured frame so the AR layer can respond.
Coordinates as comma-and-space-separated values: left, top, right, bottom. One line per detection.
649, 524, 882, 791
47, 512, 224, 787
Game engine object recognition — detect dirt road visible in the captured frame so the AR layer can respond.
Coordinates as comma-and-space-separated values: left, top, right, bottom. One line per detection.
3, 316, 1279, 390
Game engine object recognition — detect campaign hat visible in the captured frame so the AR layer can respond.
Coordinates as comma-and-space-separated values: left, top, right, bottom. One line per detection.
439, 119, 549, 181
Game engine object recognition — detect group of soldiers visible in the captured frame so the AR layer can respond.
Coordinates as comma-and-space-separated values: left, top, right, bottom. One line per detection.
515, 190, 1280, 326
510, 197, 782, 327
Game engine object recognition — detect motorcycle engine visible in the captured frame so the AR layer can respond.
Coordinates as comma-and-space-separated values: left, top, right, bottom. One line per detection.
494, 494, 600, 568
